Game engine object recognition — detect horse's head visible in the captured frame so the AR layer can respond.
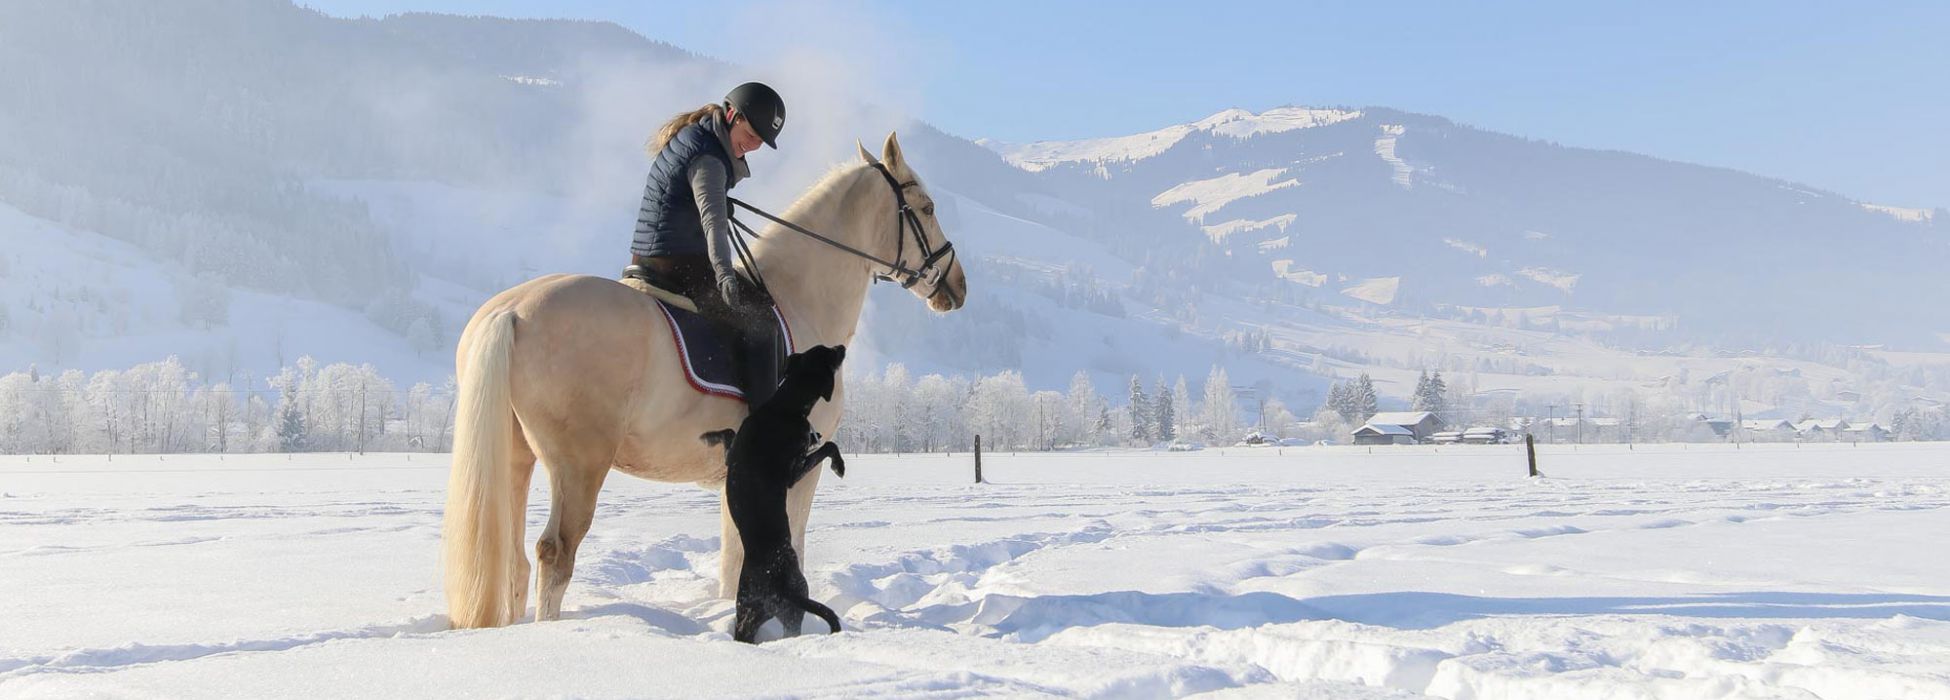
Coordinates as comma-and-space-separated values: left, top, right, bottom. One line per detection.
858, 132, 967, 312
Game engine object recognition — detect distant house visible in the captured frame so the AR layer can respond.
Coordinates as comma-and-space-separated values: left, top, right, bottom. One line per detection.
1461, 427, 1511, 444
1794, 419, 1849, 441
1843, 422, 1889, 442
1430, 430, 1465, 445
1352, 423, 1416, 445
1740, 419, 1797, 441
1353, 411, 1445, 445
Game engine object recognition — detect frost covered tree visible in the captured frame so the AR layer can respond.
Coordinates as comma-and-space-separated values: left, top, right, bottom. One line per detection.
1127, 375, 1151, 444
275, 383, 307, 453
1262, 398, 1297, 438
0, 372, 37, 453
1200, 366, 1239, 444
969, 371, 1031, 450
1353, 373, 1379, 424
175, 273, 231, 329
406, 317, 438, 357
1411, 370, 1448, 419
912, 374, 969, 452
1172, 376, 1193, 440
202, 382, 236, 453
1327, 382, 1355, 424
1065, 371, 1098, 447
1153, 375, 1175, 442
1305, 404, 1350, 443
1030, 391, 1066, 450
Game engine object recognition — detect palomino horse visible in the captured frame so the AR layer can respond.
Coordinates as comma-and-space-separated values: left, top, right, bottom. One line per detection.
443, 133, 968, 629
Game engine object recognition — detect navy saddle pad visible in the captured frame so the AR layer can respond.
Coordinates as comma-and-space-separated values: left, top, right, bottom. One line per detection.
654, 299, 794, 402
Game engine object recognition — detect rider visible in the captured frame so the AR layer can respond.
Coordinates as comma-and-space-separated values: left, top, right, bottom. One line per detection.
627, 82, 788, 406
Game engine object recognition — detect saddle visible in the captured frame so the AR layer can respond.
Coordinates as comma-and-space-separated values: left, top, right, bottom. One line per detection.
621, 271, 794, 403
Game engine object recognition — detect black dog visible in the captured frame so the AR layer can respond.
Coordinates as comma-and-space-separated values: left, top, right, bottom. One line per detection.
700, 344, 847, 644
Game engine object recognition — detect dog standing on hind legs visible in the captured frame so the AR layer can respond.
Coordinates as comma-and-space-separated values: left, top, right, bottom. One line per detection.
701, 344, 848, 643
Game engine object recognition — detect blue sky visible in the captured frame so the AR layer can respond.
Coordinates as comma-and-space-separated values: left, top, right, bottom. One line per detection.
306, 1, 1947, 209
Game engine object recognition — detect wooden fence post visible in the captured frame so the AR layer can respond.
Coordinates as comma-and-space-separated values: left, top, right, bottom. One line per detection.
974, 434, 984, 484
1526, 433, 1540, 478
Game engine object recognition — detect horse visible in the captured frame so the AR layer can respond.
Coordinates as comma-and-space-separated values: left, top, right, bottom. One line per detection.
441, 132, 968, 629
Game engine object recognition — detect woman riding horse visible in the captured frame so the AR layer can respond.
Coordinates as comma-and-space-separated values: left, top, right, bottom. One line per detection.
626, 82, 788, 404
443, 113, 967, 630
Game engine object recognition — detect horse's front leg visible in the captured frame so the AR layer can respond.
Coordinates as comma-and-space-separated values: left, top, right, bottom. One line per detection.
717, 486, 746, 599
784, 463, 825, 569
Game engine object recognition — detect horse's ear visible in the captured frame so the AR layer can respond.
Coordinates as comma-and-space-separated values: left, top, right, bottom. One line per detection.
856, 140, 878, 165
881, 131, 905, 170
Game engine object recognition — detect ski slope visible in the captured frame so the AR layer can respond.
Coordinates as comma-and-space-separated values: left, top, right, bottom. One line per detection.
4, 445, 1950, 698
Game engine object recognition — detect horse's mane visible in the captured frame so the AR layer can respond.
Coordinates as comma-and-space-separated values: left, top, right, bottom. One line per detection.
777, 161, 875, 222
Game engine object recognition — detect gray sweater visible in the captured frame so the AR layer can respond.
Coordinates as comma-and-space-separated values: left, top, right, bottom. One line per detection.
689, 111, 753, 282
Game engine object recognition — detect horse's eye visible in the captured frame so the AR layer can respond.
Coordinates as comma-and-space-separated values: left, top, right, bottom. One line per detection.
923, 204, 936, 216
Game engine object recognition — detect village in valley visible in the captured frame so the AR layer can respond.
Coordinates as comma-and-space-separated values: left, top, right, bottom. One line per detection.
1339, 410, 1889, 447
1221, 370, 1903, 449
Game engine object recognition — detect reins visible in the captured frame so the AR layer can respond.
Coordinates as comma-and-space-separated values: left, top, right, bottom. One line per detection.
726, 162, 958, 306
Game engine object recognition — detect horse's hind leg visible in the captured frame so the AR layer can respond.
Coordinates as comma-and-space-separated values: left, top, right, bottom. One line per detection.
717, 491, 746, 598
508, 432, 539, 623
529, 428, 613, 622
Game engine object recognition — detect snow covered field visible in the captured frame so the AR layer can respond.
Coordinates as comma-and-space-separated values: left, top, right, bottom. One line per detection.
5, 444, 1950, 698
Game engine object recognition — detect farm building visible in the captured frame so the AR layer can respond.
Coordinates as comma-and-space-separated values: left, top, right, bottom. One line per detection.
1353, 411, 1446, 445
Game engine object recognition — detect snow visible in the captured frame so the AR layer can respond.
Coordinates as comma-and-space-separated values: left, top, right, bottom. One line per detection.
1441, 238, 1486, 258
989, 108, 1361, 172
1860, 202, 1934, 223
0, 200, 458, 385
944, 191, 1135, 277
1355, 423, 1414, 436
1152, 169, 1302, 222
499, 75, 561, 87
310, 178, 623, 293
1373, 124, 1414, 189
1271, 261, 1328, 287
1201, 214, 1296, 244
1341, 276, 1402, 305
5, 444, 1950, 698
1366, 412, 1436, 426
1516, 267, 1580, 293
1199, 107, 1364, 139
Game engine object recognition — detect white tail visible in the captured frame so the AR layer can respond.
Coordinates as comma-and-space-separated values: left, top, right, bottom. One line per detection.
443, 310, 519, 628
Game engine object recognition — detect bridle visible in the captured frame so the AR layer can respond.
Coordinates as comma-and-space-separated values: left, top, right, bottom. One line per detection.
726, 162, 960, 308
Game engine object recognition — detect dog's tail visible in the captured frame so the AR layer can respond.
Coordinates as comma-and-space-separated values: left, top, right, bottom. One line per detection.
796, 596, 842, 634
699, 429, 737, 448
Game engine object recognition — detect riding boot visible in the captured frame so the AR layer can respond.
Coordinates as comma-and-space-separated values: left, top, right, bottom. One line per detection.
736, 320, 782, 407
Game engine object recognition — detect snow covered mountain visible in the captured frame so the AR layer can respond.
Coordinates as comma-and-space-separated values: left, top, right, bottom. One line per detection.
978, 106, 1947, 343
3, 1, 1947, 422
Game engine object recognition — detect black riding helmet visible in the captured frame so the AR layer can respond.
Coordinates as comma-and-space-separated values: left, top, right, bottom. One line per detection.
724, 82, 785, 149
